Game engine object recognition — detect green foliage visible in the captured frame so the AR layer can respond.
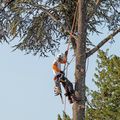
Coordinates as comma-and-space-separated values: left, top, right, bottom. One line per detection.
57, 112, 71, 120
0, 0, 120, 56
58, 114, 62, 120
86, 50, 120, 120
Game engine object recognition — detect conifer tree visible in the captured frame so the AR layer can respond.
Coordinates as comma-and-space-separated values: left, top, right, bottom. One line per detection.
58, 114, 62, 120
0, 0, 120, 120
58, 112, 71, 120
86, 50, 120, 120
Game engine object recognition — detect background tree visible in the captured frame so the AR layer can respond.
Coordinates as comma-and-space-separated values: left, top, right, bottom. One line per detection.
58, 112, 71, 120
0, 0, 120, 120
86, 50, 120, 120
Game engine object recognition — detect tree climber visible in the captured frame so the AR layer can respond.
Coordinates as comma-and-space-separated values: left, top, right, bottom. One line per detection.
52, 50, 75, 103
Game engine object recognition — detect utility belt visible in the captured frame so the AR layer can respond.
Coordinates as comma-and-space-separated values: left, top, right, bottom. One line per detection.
54, 74, 65, 82
54, 74, 62, 80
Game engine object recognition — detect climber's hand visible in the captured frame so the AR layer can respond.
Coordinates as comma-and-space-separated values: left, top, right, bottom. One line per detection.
65, 50, 68, 56
60, 71, 64, 75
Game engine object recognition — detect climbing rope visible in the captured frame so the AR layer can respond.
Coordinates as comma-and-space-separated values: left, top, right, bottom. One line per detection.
63, 1, 78, 113
66, 2, 78, 52
64, 0, 78, 79
64, 94, 66, 112
65, 0, 78, 73
63, 55, 75, 113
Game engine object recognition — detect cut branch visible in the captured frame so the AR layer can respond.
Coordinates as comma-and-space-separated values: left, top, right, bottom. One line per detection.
86, 28, 120, 58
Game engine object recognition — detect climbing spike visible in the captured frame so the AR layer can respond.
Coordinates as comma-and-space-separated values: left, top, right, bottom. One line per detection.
60, 93, 64, 104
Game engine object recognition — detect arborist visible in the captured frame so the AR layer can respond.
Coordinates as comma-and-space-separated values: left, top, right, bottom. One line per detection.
52, 50, 75, 103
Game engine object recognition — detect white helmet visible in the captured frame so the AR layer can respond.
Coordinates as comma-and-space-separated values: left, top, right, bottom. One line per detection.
56, 53, 64, 60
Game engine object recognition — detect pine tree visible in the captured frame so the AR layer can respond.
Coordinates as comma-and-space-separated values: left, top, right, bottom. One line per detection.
0, 0, 120, 120
58, 114, 62, 120
86, 50, 120, 120
58, 112, 71, 120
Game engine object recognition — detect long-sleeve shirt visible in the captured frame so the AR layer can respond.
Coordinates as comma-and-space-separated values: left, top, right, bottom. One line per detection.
52, 56, 67, 76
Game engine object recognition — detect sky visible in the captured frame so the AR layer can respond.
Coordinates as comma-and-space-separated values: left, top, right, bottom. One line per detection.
0, 31, 120, 120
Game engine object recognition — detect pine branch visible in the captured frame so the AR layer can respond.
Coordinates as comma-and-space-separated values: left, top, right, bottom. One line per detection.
86, 28, 120, 58
109, 0, 120, 14
2, 0, 15, 11
87, 0, 102, 21
32, 3, 78, 41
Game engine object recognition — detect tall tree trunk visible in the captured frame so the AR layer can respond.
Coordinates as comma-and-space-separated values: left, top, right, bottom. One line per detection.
72, 0, 87, 120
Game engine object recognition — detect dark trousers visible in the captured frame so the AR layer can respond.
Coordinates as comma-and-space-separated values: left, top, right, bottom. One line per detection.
54, 74, 74, 95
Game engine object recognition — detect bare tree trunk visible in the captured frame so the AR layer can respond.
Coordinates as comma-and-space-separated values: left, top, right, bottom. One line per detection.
72, 0, 87, 120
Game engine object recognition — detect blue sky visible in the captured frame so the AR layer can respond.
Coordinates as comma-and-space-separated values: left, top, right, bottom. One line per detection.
0, 30, 120, 120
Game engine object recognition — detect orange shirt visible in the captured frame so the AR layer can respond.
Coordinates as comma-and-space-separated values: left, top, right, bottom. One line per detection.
52, 57, 67, 75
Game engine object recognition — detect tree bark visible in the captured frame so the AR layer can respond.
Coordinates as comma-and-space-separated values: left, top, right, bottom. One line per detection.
72, 0, 87, 120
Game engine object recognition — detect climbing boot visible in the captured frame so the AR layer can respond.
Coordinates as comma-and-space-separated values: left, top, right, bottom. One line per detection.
68, 95, 73, 104
54, 86, 61, 96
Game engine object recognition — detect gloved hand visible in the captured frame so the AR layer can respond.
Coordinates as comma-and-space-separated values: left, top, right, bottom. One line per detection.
60, 71, 64, 75
54, 86, 61, 96
65, 50, 68, 56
